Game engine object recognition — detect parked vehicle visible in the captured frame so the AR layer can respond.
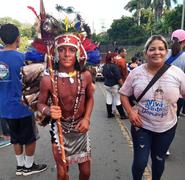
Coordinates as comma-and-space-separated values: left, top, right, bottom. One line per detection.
95, 64, 104, 81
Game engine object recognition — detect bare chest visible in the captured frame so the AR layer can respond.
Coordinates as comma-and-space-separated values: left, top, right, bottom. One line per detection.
55, 75, 85, 114
57, 78, 78, 102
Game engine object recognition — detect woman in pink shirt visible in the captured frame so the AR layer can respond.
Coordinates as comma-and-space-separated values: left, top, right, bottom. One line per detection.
119, 35, 185, 180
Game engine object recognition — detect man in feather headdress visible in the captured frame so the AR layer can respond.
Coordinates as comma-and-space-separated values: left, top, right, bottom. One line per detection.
37, 33, 94, 180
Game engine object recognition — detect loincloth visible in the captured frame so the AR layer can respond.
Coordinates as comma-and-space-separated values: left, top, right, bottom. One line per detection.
50, 118, 91, 165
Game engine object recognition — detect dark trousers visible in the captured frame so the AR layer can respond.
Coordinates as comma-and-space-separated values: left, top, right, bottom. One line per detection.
182, 100, 185, 114
131, 124, 177, 180
177, 98, 184, 117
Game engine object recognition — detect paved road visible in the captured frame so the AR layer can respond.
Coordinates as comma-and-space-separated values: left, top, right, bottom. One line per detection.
0, 82, 185, 180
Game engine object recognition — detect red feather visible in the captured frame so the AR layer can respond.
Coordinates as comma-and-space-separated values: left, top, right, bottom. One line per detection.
27, 6, 40, 19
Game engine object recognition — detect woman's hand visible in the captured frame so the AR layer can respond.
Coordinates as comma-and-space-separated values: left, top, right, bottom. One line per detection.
128, 107, 142, 127
75, 118, 90, 133
50, 105, 62, 120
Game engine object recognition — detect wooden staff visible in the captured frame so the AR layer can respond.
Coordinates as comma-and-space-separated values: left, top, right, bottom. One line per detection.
39, 0, 67, 175
46, 45, 67, 172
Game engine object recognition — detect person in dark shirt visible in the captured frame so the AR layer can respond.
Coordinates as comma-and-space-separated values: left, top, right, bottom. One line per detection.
102, 52, 127, 119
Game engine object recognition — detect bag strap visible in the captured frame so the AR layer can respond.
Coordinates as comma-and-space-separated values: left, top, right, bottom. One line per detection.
136, 63, 170, 102
133, 52, 182, 104
165, 51, 183, 64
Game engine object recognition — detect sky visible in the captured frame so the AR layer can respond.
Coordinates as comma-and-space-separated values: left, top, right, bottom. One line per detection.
0, 0, 132, 33
0, 0, 182, 33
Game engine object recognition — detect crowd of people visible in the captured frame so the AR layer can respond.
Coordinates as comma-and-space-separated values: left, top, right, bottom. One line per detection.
1, 19, 185, 180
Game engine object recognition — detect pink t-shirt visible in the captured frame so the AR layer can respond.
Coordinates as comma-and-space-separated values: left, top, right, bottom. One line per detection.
119, 64, 185, 132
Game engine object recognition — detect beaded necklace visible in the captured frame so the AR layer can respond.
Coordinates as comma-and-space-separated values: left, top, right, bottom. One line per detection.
58, 71, 77, 83
55, 71, 83, 133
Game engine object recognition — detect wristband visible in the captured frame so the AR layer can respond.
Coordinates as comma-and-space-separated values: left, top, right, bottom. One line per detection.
41, 106, 50, 116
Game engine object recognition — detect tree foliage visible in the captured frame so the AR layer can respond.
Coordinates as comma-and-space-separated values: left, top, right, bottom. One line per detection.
96, 1, 182, 46
163, 5, 184, 31
106, 16, 148, 45
0, 17, 35, 52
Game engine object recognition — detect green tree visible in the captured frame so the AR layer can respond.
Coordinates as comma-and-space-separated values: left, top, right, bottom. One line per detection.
19, 24, 35, 39
125, 0, 177, 23
93, 32, 110, 44
107, 16, 147, 45
0, 17, 35, 51
144, 0, 177, 22
0, 17, 21, 27
163, 5, 184, 32
0, 17, 35, 38
108, 16, 135, 41
140, 8, 155, 30
19, 36, 30, 52
124, 0, 149, 25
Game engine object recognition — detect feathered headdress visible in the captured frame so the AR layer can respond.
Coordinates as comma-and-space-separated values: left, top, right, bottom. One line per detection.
55, 33, 87, 63
27, 0, 101, 65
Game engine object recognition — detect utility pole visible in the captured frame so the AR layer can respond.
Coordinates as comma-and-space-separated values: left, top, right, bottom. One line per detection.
181, 0, 185, 29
